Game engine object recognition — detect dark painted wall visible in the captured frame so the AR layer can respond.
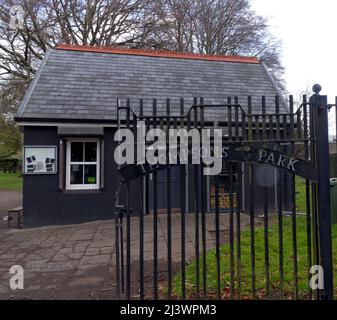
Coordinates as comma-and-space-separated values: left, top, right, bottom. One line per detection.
148, 165, 182, 211
150, 162, 290, 216
23, 126, 292, 227
23, 126, 142, 227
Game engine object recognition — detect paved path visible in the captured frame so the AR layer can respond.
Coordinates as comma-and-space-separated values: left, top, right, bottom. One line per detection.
0, 213, 254, 300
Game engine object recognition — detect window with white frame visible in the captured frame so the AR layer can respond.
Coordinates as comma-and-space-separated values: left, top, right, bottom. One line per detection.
66, 139, 100, 190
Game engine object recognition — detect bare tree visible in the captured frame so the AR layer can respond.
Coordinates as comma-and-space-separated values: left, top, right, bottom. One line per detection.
141, 0, 198, 51
146, 0, 285, 90
0, 0, 285, 119
0, 0, 156, 83
0, 0, 162, 117
195, 0, 284, 90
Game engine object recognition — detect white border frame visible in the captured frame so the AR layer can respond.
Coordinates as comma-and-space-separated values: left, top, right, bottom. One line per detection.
66, 138, 100, 190
23, 145, 57, 175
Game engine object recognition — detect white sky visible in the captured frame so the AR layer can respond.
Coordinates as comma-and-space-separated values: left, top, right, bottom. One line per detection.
252, 0, 337, 103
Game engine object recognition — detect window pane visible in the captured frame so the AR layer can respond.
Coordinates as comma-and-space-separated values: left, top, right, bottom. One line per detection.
70, 164, 83, 184
85, 142, 97, 162
84, 165, 97, 184
71, 142, 83, 162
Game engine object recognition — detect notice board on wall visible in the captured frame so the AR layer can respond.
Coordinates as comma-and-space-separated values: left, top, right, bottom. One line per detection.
23, 146, 57, 174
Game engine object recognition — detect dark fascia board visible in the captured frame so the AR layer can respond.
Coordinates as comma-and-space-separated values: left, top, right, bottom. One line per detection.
15, 117, 118, 124
15, 117, 293, 129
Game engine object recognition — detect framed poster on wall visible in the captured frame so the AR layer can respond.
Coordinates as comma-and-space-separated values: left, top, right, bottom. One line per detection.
23, 146, 57, 174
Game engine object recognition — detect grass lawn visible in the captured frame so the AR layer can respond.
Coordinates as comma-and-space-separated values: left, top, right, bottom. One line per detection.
173, 177, 337, 299
295, 177, 307, 213
0, 173, 23, 191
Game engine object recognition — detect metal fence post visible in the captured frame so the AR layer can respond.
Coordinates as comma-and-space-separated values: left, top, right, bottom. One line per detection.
310, 84, 334, 300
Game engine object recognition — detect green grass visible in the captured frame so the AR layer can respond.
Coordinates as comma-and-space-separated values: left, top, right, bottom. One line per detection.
173, 216, 337, 299
172, 178, 337, 299
295, 177, 307, 213
0, 173, 23, 191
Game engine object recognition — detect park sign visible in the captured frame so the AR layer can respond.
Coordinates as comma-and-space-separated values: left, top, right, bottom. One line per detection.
119, 143, 317, 184
222, 144, 318, 181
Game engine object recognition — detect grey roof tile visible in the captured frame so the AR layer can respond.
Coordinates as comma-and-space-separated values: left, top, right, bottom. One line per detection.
16, 48, 287, 122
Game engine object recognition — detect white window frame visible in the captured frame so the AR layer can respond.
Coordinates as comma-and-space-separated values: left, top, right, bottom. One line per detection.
66, 139, 100, 190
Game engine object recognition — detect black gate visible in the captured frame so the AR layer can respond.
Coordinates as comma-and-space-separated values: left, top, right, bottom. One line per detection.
114, 85, 334, 300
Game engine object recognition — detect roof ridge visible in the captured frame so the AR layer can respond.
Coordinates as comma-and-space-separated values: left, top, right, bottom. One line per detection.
55, 44, 259, 64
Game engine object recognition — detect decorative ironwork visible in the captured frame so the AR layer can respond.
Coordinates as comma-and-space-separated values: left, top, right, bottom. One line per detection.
114, 86, 334, 300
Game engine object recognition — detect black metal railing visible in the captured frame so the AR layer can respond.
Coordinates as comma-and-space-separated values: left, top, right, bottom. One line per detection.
114, 88, 334, 300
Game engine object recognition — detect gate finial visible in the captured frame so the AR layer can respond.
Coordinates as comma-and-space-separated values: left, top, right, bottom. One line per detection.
312, 83, 322, 95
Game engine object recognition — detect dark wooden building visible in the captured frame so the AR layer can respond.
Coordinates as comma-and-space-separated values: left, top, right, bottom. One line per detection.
16, 45, 289, 227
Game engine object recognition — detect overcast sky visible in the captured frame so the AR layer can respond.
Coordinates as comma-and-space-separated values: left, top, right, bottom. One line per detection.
252, 0, 336, 103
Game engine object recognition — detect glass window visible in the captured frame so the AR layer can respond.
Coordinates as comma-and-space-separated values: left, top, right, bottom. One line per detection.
70, 164, 83, 184
66, 140, 100, 190
84, 165, 97, 184
85, 142, 97, 162
71, 142, 83, 162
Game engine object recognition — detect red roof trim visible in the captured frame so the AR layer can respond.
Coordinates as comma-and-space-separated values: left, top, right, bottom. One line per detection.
56, 44, 259, 64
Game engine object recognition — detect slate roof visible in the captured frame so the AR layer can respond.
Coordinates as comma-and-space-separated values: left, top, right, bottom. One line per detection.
16, 45, 287, 123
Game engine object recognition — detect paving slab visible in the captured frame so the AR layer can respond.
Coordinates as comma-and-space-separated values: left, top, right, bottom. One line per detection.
0, 212, 256, 299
